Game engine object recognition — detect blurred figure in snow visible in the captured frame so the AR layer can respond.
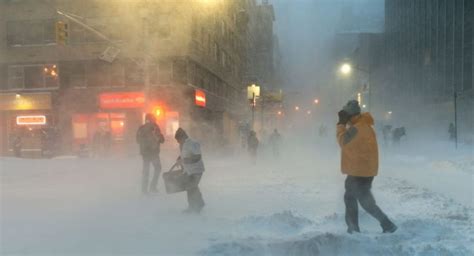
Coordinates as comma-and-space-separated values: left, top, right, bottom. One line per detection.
392, 127, 406, 145
175, 128, 205, 214
382, 125, 392, 146
247, 130, 259, 164
319, 123, 328, 138
269, 129, 282, 158
11, 133, 22, 158
136, 113, 165, 194
337, 100, 397, 234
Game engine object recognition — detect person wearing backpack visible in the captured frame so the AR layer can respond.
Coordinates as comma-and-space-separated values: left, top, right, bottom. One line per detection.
136, 113, 165, 194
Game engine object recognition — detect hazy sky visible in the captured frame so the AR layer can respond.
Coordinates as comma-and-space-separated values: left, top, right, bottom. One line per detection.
271, 0, 384, 90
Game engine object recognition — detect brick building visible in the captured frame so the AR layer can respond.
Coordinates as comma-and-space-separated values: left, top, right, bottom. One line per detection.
0, 0, 276, 156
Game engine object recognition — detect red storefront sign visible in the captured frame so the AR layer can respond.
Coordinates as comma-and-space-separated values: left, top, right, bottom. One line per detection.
195, 89, 206, 107
99, 92, 145, 109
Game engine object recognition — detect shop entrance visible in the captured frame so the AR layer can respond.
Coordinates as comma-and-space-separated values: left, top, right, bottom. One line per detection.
72, 112, 132, 156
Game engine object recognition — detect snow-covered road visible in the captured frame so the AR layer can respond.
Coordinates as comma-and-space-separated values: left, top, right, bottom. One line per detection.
1, 142, 473, 255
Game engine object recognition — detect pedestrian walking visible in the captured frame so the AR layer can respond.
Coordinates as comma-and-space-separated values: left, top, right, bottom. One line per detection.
337, 100, 397, 234
136, 113, 165, 194
392, 127, 406, 145
382, 125, 392, 146
12, 134, 22, 158
319, 123, 328, 138
174, 128, 205, 214
247, 130, 259, 164
269, 129, 282, 158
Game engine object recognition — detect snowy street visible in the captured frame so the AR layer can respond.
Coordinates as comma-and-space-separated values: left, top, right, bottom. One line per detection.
1, 142, 472, 256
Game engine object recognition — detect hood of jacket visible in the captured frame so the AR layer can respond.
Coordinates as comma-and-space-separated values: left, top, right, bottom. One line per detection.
350, 112, 374, 126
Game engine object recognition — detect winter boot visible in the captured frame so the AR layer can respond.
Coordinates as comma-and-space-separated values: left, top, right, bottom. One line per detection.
347, 226, 360, 234
382, 221, 397, 233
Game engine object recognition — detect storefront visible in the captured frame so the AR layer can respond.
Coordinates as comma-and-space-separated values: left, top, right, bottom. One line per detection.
0, 92, 54, 157
70, 91, 182, 155
61, 85, 236, 155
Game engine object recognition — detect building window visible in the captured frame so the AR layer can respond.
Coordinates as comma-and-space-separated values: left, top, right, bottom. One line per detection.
7, 20, 55, 46
173, 60, 187, 83
61, 62, 86, 88
157, 15, 171, 39
7, 64, 59, 89
157, 60, 172, 85
86, 61, 124, 87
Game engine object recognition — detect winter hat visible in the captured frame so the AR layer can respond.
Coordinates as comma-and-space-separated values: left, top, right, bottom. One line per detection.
145, 113, 156, 123
174, 128, 188, 140
343, 100, 361, 116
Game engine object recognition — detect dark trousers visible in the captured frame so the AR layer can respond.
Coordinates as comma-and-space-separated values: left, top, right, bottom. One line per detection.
142, 157, 161, 193
186, 173, 205, 211
248, 148, 257, 164
344, 176, 390, 230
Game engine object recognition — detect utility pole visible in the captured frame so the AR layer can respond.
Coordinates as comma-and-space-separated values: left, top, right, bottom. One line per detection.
251, 93, 256, 130
142, 16, 151, 110
260, 89, 265, 132
454, 92, 458, 149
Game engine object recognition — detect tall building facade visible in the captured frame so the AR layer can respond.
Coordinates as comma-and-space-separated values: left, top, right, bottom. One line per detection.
0, 0, 276, 156
383, 0, 473, 140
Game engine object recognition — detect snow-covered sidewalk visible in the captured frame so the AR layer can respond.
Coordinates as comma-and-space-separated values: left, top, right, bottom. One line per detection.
1, 143, 472, 255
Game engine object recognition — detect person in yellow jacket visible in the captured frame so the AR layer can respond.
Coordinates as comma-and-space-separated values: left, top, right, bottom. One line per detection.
337, 100, 397, 234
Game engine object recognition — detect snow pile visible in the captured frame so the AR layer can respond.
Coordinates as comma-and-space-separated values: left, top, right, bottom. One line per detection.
203, 220, 472, 256
431, 157, 474, 174
237, 211, 313, 235
202, 176, 473, 256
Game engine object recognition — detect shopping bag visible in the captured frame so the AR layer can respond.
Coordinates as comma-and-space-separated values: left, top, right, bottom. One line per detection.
163, 164, 188, 194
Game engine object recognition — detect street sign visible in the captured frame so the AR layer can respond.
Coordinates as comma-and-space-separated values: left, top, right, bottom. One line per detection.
99, 46, 121, 63
99, 92, 145, 109
16, 115, 47, 125
247, 84, 260, 100
195, 89, 206, 107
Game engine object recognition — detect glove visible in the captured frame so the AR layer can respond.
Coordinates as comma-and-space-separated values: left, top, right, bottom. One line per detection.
338, 110, 350, 125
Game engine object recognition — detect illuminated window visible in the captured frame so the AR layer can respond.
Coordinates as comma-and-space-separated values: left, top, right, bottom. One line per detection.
7, 64, 59, 90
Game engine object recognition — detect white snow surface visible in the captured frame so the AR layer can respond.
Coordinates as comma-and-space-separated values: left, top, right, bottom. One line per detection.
1, 140, 473, 256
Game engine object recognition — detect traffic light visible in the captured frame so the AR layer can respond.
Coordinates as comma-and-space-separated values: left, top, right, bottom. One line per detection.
153, 106, 164, 119
55, 21, 69, 45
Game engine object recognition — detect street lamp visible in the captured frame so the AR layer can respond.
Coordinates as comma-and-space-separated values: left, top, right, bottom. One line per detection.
247, 84, 260, 129
295, 106, 300, 111
340, 63, 352, 75
314, 98, 319, 104
338, 62, 373, 112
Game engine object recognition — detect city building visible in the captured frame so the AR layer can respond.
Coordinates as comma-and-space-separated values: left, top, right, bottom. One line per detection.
0, 0, 276, 156
383, 0, 473, 140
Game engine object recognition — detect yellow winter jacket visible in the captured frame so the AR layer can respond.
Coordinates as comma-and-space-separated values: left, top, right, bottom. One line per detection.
337, 113, 379, 177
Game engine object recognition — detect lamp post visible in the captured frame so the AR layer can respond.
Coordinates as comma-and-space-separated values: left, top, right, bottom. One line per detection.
247, 84, 260, 130
339, 62, 372, 112
453, 92, 458, 149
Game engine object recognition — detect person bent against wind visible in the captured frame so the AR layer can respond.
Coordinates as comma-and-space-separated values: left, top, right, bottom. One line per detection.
174, 128, 205, 214
337, 100, 397, 234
